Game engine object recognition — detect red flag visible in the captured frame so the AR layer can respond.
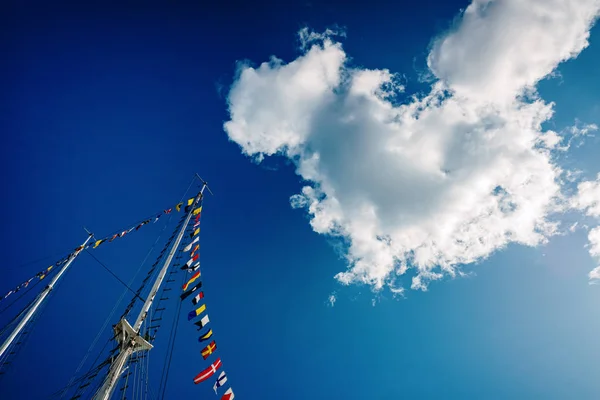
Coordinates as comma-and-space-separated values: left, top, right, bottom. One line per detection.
193, 358, 222, 384
192, 253, 199, 262
221, 388, 235, 400
164, 208, 172, 214
195, 214, 201, 222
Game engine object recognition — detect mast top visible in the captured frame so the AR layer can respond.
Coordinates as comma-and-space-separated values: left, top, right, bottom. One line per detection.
195, 173, 214, 196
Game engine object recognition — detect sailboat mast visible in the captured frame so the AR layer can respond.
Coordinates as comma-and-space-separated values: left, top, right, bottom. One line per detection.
0, 234, 93, 359
93, 184, 206, 400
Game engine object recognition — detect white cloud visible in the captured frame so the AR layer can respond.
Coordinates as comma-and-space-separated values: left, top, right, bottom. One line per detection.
587, 227, 600, 283
428, 0, 600, 104
572, 175, 600, 281
572, 174, 600, 217
224, 0, 600, 292
327, 293, 337, 307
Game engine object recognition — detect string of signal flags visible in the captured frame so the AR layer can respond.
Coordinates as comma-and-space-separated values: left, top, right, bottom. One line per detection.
179, 206, 235, 399
1, 196, 203, 304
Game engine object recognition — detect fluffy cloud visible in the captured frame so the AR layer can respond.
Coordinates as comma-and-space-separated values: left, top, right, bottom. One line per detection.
572, 175, 600, 282
224, 0, 600, 291
587, 227, 600, 282
572, 174, 600, 217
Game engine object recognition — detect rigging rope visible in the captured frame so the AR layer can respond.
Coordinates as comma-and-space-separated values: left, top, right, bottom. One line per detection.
84, 250, 146, 303
59, 223, 176, 399
157, 243, 188, 399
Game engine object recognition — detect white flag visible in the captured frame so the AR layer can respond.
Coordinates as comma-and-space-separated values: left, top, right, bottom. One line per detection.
183, 237, 199, 252
213, 371, 228, 394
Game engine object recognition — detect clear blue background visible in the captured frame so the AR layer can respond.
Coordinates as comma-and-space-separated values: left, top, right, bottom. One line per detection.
1, 1, 600, 399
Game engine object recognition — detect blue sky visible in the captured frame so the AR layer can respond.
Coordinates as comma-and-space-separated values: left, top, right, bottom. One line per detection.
2, 1, 600, 399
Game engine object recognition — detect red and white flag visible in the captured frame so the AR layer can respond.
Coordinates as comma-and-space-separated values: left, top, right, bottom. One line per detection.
193, 358, 222, 384
183, 237, 199, 252
221, 388, 234, 400
192, 291, 204, 305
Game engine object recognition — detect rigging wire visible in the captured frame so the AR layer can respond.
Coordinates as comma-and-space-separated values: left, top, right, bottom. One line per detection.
59, 215, 178, 399
157, 249, 187, 399
0, 278, 43, 316
84, 250, 146, 303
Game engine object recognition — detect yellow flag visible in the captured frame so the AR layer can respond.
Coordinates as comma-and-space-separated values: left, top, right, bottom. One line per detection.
176, 203, 182, 212
93, 239, 104, 249
187, 198, 194, 206
193, 206, 203, 216
192, 228, 200, 237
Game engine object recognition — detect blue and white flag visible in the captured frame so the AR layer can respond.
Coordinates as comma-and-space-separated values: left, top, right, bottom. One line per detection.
213, 371, 228, 394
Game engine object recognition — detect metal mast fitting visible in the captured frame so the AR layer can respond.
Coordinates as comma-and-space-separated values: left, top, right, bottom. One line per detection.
93, 183, 207, 400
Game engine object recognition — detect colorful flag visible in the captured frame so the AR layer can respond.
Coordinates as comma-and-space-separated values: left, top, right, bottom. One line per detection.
192, 291, 204, 305
193, 221, 200, 228
93, 239, 105, 249
184, 254, 199, 268
109, 233, 119, 242
188, 263, 200, 273
188, 304, 206, 321
183, 237, 199, 252
182, 271, 201, 291
193, 206, 203, 216
201, 340, 217, 359
191, 244, 199, 253
198, 328, 213, 342
164, 208, 172, 214
193, 358, 222, 384
190, 228, 200, 238
194, 314, 210, 330
121, 230, 128, 237
213, 371, 228, 394
180, 283, 202, 300
195, 214, 201, 222
221, 388, 235, 400
187, 198, 195, 206
176, 203, 183, 212
154, 214, 161, 223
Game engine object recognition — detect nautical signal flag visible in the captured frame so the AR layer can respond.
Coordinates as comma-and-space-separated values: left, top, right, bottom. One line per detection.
213, 371, 227, 394
190, 228, 200, 238
193, 206, 202, 216
182, 271, 201, 291
193, 358, 222, 384
164, 208, 172, 214
201, 340, 217, 359
176, 203, 183, 212
180, 283, 202, 300
195, 214, 201, 222
199, 328, 213, 342
191, 244, 199, 254
188, 304, 206, 321
187, 198, 195, 206
194, 314, 210, 330
192, 291, 204, 305
221, 388, 235, 400
188, 262, 200, 273
93, 239, 105, 249
183, 237, 199, 252
184, 254, 199, 268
